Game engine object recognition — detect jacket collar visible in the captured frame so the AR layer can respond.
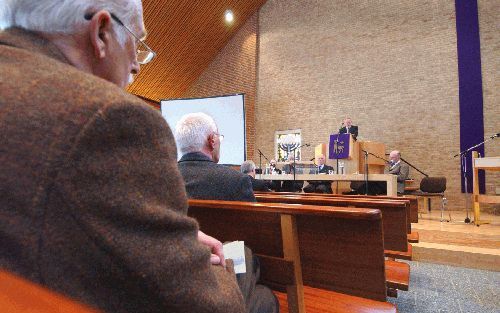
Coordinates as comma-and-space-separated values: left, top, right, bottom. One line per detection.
0, 27, 71, 65
178, 152, 214, 163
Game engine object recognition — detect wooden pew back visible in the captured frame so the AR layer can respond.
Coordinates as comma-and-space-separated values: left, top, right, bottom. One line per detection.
188, 200, 388, 302
0, 271, 101, 313
256, 191, 418, 225
254, 194, 408, 252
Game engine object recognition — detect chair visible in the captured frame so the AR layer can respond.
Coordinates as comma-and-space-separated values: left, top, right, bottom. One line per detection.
413, 177, 450, 222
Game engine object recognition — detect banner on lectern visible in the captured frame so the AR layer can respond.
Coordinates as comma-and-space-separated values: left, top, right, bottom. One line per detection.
329, 133, 350, 159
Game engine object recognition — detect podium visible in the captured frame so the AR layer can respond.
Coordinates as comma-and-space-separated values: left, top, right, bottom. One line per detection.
358, 141, 386, 174
328, 133, 360, 174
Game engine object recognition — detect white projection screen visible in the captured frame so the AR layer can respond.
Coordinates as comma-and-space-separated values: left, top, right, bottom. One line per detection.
160, 94, 246, 165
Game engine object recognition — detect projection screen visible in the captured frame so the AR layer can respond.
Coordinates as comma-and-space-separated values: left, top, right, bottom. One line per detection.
160, 94, 246, 165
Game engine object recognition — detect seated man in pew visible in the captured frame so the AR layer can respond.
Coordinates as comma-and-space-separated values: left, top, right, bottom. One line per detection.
303, 154, 334, 193
175, 112, 278, 313
0, 1, 246, 313
241, 160, 273, 192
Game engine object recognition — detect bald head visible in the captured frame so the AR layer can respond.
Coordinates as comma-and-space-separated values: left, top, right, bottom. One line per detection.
316, 154, 325, 165
389, 150, 401, 164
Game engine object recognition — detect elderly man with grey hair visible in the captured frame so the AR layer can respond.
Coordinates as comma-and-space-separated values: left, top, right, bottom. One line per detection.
241, 160, 272, 192
0, 1, 246, 313
176, 112, 279, 313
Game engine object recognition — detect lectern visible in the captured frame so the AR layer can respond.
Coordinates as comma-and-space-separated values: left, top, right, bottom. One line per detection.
358, 141, 386, 174
328, 133, 359, 174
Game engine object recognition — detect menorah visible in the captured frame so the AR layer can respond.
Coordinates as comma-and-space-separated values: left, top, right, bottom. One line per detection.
278, 134, 300, 161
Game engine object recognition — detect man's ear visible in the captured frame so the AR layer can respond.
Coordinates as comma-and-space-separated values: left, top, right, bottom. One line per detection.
88, 10, 113, 59
207, 134, 216, 151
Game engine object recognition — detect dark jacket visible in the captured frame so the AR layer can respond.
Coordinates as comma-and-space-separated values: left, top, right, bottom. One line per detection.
178, 152, 256, 202
339, 125, 359, 140
249, 176, 272, 192
0, 28, 244, 313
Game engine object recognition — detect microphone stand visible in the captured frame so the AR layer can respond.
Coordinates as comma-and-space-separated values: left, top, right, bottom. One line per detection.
399, 157, 428, 177
453, 132, 498, 223
257, 149, 270, 175
290, 143, 310, 191
361, 149, 369, 195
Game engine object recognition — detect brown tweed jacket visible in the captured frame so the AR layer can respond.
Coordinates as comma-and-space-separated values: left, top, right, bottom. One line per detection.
0, 28, 244, 313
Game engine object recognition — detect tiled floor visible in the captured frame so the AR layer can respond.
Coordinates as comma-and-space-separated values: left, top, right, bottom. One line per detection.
412, 210, 500, 271
390, 210, 500, 312
388, 261, 500, 313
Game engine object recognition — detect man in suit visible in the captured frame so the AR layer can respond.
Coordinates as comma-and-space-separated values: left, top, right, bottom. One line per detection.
175, 112, 278, 313
387, 150, 410, 194
0, 1, 245, 313
303, 154, 334, 193
339, 117, 359, 140
241, 160, 272, 192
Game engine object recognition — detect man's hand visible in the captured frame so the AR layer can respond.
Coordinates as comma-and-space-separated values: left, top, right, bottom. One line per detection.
198, 230, 225, 266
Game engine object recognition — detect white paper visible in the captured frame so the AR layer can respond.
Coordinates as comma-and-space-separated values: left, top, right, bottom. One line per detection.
223, 241, 246, 274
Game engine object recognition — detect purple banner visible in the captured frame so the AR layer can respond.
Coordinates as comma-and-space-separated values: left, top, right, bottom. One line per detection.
455, 0, 485, 193
329, 133, 350, 159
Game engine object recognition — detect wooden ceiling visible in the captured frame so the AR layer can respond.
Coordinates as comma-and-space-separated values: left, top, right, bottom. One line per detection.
126, 0, 267, 101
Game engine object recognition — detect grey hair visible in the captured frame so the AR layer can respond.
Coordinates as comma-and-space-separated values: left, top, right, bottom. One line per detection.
240, 160, 256, 174
175, 112, 218, 155
0, 0, 143, 46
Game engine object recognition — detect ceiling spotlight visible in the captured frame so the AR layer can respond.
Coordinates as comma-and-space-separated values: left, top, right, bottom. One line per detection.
224, 10, 234, 23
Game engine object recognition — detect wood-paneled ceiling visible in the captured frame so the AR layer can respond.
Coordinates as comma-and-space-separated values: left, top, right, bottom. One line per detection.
126, 0, 267, 102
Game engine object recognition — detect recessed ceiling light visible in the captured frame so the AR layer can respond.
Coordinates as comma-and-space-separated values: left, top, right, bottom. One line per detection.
225, 10, 234, 23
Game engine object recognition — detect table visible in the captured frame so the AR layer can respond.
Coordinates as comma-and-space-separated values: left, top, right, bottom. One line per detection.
257, 173, 398, 196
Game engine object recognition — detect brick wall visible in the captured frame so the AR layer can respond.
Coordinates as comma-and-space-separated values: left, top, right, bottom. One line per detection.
255, 0, 498, 210
183, 13, 258, 161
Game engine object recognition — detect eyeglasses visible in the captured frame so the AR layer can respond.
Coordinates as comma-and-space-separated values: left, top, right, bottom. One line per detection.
214, 133, 224, 142
84, 12, 156, 64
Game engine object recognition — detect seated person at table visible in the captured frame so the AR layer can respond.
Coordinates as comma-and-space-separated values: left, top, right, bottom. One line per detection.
347, 150, 409, 195
269, 159, 281, 174
282, 154, 304, 192
386, 150, 410, 194
241, 160, 272, 192
339, 117, 359, 140
175, 112, 278, 313
303, 154, 334, 193
268, 159, 283, 191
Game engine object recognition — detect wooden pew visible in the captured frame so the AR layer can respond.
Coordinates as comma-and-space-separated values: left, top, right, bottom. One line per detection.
256, 191, 419, 239
188, 199, 399, 313
255, 194, 410, 255
0, 270, 101, 313
253, 194, 411, 292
